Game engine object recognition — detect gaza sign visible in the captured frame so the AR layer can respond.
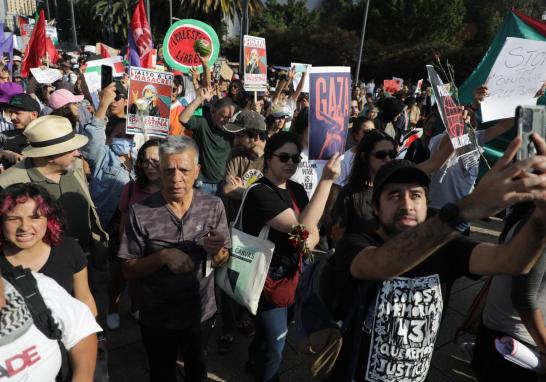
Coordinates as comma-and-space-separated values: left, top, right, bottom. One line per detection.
162, 19, 220, 73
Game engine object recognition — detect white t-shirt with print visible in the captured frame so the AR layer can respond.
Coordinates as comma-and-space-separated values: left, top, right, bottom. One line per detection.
0, 273, 102, 381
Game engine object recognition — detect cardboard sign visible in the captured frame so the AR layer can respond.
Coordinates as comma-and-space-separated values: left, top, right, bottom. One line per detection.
481, 37, 546, 122
383, 79, 400, 94
162, 19, 220, 74
427, 65, 479, 162
243, 35, 267, 92
308, 66, 351, 160
127, 67, 173, 137
291, 62, 311, 93
220, 62, 234, 81
392, 76, 404, 88
30, 67, 62, 84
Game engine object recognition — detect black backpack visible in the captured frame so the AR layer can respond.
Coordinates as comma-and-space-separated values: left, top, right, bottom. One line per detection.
0, 257, 72, 382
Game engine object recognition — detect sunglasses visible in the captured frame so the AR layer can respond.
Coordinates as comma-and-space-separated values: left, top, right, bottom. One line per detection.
372, 150, 397, 160
114, 94, 126, 101
273, 153, 302, 164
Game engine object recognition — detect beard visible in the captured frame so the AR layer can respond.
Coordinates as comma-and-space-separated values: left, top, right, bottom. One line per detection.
380, 210, 418, 237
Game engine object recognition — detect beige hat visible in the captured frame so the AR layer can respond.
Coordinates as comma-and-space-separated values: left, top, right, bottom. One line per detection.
22, 115, 89, 158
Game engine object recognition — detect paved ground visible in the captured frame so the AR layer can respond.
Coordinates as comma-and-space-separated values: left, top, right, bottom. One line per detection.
95, 218, 503, 382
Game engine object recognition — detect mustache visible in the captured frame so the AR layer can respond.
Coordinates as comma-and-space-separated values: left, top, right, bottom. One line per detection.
395, 210, 417, 220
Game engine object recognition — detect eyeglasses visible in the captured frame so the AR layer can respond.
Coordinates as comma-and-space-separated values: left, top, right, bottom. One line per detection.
272, 153, 302, 164
142, 158, 159, 168
114, 94, 126, 101
372, 150, 397, 160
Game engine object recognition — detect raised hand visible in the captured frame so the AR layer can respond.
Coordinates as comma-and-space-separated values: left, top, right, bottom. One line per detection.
321, 152, 342, 181
459, 136, 546, 222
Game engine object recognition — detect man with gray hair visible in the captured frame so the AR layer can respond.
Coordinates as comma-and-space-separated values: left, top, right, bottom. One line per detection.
118, 135, 230, 382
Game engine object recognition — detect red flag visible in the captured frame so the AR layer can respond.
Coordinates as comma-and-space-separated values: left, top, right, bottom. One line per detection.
45, 37, 59, 64
21, 10, 46, 77
129, 0, 153, 68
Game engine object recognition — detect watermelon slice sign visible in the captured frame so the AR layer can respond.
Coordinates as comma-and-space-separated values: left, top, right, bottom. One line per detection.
163, 19, 220, 74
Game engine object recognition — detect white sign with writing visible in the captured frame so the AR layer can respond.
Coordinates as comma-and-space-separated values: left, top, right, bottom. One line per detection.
481, 37, 546, 122
30, 67, 62, 84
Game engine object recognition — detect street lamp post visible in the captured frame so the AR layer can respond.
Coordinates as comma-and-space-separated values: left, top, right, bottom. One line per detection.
355, 0, 370, 86
239, 0, 249, 76
169, 0, 173, 27
69, 0, 77, 45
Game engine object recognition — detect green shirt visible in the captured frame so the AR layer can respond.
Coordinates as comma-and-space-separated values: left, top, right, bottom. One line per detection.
27, 163, 93, 251
187, 115, 232, 183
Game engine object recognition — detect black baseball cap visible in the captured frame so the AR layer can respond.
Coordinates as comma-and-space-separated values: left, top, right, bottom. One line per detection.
372, 159, 430, 205
224, 110, 266, 133
7, 93, 41, 113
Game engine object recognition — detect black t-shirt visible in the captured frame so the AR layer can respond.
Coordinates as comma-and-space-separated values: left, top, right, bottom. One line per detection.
39, 236, 87, 295
327, 231, 479, 382
242, 177, 308, 276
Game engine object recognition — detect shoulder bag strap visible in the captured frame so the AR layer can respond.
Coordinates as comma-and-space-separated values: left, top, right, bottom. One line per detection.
232, 183, 271, 239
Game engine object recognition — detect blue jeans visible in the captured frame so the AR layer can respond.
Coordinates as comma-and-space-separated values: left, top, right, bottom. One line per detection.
249, 300, 289, 382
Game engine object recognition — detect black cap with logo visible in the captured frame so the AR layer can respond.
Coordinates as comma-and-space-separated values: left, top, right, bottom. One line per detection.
372, 159, 430, 205
7, 93, 41, 113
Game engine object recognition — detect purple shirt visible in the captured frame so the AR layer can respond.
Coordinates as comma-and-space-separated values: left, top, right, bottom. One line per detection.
118, 190, 230, 329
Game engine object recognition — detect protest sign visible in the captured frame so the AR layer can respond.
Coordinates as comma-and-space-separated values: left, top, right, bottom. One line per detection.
291, 63, 311, 93
82, 67, 102, 109
162, 19, 220, 74
481, 37, 546, 122
427, 65, 479, 163
127, 67, 173, 137
243, 35, 267, 92
220, 61, 234, 81
383, 79, 400, 94
85, 56, 125, 77
30, 67, 62, 84
392, 76, 404, 88
308, 66, 351, 160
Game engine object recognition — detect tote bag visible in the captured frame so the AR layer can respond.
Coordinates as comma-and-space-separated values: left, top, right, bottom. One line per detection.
215, 184, 275, 314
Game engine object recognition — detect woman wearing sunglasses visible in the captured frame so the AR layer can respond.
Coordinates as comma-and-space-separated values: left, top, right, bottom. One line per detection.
242, 131, 341, 382
331, 129, 452, 242
106, 138, 162, 330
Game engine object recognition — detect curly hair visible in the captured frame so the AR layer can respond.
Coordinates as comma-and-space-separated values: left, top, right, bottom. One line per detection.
0, 183, 64, 246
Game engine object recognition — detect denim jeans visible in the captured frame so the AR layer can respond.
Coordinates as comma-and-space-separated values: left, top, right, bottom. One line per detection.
248, 300, 289, 382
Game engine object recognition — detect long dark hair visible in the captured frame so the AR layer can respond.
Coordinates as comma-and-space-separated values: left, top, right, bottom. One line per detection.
51, 104, 78, 130
348, 130, 396, 191
135, 139, 162, 188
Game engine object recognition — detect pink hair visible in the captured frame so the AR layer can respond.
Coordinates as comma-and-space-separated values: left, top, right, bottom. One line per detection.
0, 194, 63, 246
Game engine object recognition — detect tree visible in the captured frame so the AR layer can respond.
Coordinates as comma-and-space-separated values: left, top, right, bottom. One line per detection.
250, 0, 319, 36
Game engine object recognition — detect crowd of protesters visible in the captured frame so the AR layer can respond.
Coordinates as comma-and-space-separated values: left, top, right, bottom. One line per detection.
1, 40, 546, 382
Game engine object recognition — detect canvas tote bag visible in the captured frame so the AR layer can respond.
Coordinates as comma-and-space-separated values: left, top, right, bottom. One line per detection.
215, 183, 275, 314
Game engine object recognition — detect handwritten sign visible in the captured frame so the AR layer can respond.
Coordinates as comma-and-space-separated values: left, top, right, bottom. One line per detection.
162, 19, 220, 74
308, 66, 351, 160
243, 35, 267, 92
481, 37, 546, 122
127, 67, 173, 137
30, 67, 62, 84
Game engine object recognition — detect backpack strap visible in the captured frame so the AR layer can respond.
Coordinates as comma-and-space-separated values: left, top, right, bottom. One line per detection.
0, 258, 72, 381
